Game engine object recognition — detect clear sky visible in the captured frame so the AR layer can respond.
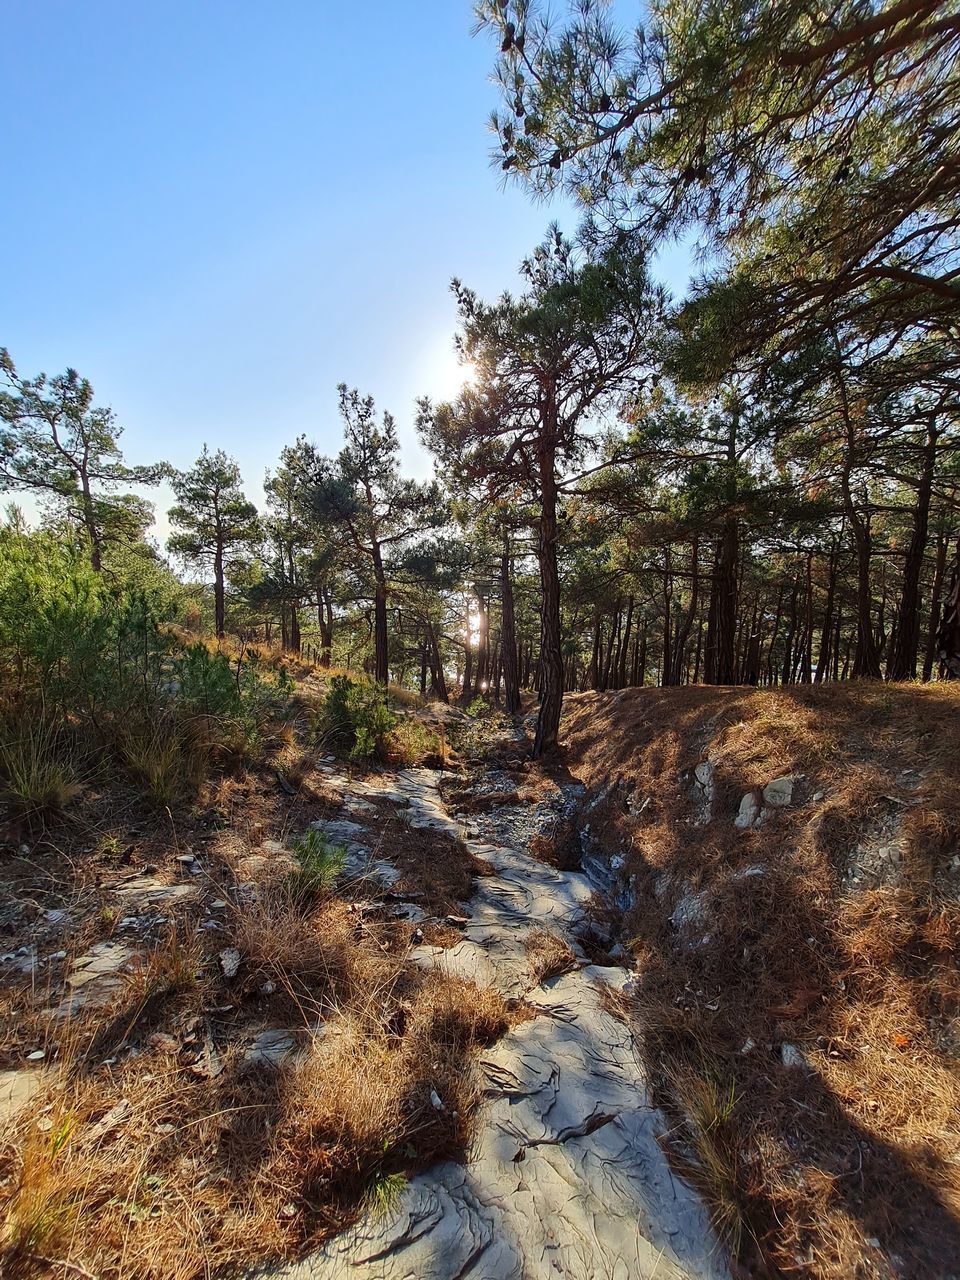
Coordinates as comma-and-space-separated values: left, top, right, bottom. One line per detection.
1, 1, 689, 540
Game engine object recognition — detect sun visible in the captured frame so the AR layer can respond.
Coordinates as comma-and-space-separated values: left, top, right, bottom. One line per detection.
421, 334, 477, 401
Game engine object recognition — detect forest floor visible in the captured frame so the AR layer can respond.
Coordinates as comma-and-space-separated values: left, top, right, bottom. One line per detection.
0, 689, 512, 1280
557, 681, 960, 1280
2, 679, 959, 1280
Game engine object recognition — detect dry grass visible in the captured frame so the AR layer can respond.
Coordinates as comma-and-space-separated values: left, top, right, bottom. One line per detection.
0, 719, 82, 820
364, 801, 485, 916
0, 890, 507, 1280
524, 928, 577, 985
560, 682, 960, 1280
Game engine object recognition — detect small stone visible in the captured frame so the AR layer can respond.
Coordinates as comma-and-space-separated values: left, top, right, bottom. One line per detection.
245, 1028, 297, 1069
219, 948, 241, 978
780, 1042, 807, 1069
429, 1089, 444, 1111
740, 1038, 755, 1054
735, 792, 761, 829
762, 776, 795, 808
26, 1049, 45, 1061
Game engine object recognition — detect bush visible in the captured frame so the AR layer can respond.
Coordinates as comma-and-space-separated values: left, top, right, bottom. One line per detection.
466, 694, 493, 720
318, 676, 396, 763
0, 719, 81, 819
118, 716, 201, 807
380, 717, 443, 767
289, 828, 348, 899
0, 527, 296, 807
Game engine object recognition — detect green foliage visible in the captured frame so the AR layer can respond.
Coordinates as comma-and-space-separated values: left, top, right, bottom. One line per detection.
0, 349, 164, 571
0, 524, 295, 811
0, 526, 172, 719
365, 1169, 407, 1220
0, 719, 81, 817
318, 674, 397, 762
167, 447, 260, 570
380, 715, 443, 768
289, 828, 348, 898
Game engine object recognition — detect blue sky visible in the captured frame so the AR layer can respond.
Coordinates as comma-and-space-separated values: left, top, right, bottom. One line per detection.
1, 1, 689, 539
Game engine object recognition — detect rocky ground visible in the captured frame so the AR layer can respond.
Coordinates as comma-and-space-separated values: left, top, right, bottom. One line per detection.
1, 733, 728, 1280
272, 754, 727, 1280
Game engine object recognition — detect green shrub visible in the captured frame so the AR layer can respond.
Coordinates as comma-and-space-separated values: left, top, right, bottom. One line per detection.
381, 716, 442, 767
289, 828, 348, 898
0, 527, 299, 813
318, 675, 396, 763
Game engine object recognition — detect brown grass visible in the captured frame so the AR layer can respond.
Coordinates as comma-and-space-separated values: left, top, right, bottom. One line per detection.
0, 891, 507, 1280
560, 682, 960, 1280
0, 683, 510, 1279
524, 928, 578, 985
361, 801, 485, 916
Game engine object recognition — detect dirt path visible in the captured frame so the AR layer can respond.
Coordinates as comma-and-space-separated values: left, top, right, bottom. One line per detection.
271, 764, 728, 1280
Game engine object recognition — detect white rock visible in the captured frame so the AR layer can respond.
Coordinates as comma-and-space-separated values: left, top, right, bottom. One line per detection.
780, 1043, 807, 1069
245, 1028, 297, 1069
735, 792, 761, 829
762, 776, 795, 808
219, 947, 241, 978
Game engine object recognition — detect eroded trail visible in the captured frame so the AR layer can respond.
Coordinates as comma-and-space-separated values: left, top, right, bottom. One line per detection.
276, 764, 727, 1280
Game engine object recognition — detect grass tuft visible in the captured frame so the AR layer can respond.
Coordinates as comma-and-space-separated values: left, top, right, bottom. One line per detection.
0, 720, 81, 819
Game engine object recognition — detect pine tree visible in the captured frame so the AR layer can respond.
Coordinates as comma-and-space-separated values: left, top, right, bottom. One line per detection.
167, 447, 260, 638
0, 349, 163, 571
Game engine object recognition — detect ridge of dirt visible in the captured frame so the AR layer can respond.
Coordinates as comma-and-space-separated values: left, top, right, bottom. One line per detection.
558, 682, 960, 1280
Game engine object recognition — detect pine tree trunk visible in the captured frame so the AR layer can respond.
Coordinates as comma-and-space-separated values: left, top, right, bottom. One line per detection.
317, 588, 333, 668
814, 544, 840, 683
371, 539, 389, 685
923, 529, 949, 681
533, 416, 562, 758
889, 421, 937, 680
618, 595, 634, 688
214, 540, 226, 639
499, 534, 521, 714
79, 467, 103, 573
835, 364, 882, 679
937, 537, 960, 678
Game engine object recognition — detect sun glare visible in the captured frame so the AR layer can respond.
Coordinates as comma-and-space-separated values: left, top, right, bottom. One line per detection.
422, 335, 477, 401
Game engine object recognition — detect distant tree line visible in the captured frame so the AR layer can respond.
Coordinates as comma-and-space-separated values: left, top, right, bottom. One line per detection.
1, 0, 958, 755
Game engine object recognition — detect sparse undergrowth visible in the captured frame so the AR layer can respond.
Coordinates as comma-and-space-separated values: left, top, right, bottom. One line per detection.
0, 663, 501, 1280
562, 683, 960, 1280
0, 966, 506, 1280
0, 797, 506, 1280
525, 927, 578, 984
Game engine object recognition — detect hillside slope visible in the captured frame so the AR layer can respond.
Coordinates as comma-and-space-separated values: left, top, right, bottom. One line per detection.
558, 683, 960, 1279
